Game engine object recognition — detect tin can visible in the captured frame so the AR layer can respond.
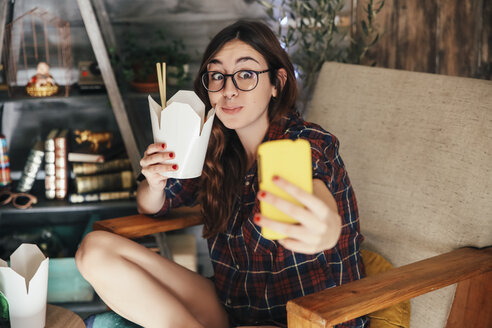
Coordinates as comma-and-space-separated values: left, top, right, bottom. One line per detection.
0, 134, 12, 187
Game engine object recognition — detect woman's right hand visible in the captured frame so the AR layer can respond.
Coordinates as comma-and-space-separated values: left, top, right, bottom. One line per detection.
140, 143, 178, 192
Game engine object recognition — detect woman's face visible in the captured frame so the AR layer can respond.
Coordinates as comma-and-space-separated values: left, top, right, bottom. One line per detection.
206, 40, 276, 136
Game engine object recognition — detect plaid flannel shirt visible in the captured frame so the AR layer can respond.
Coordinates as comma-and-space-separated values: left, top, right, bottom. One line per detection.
156, 112, 368, 327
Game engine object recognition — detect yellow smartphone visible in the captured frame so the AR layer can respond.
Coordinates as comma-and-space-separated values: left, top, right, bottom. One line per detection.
257, 139, 313, 240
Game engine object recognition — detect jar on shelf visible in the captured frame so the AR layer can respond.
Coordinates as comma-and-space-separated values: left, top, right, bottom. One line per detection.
0, 134, 12, 187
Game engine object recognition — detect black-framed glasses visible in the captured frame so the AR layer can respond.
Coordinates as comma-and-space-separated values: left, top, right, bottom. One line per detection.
201, 69, 271, 92
0, 190, 38, 209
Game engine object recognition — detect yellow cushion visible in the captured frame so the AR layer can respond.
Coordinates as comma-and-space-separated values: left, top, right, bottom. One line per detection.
361, 249, 411, 328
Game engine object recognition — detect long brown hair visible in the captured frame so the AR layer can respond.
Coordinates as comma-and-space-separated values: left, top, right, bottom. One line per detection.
194, 20, 298, 238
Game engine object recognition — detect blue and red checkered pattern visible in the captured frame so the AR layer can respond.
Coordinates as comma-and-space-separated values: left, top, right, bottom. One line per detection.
156, 112, 368, 327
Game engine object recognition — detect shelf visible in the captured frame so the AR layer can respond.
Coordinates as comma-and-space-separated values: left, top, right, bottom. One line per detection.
0, 198, 138, 229
0, 198, 137, 214
0, 204, 138, 235
0, 85, 108, 103
0, 83, 188, 106
0, 85, 167, 102
0, 93, 129, 173
0, 178, 138, 226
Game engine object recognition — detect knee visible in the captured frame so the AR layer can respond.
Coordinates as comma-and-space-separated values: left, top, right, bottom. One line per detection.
75, 230, 114, 278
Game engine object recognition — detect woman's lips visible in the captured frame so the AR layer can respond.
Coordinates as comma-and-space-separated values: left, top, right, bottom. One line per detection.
220, 106, 243, 114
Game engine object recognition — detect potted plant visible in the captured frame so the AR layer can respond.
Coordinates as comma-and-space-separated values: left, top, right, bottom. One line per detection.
164, 39, 191, 88
116, 30, 191, 93
258, 0, 384, 112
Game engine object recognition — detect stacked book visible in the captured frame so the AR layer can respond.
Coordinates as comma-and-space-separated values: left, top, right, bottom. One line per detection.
54, 129, 69, 199
43, 129, 70, 200
44, 129, 59, 199
69, 158, 136, 203
15, 128, 135, 203
17, 140, 44, 193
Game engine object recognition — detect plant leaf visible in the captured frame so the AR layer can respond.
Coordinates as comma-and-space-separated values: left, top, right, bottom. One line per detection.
376, 0, 385, 13
302, 1, 312, 12
369, 33, 380, 47
0, 291, 9, 322
361, 20, 369, 35
259, 0, 273, 9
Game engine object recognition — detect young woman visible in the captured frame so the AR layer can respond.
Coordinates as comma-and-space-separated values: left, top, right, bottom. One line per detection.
76, 20, 367, 328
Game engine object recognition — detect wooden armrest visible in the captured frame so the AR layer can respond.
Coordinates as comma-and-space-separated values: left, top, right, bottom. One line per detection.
287, 247, 492, 327
93, 205, 203, 238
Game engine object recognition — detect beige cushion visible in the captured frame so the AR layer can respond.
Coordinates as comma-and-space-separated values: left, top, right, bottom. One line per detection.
306, 62, 492, 327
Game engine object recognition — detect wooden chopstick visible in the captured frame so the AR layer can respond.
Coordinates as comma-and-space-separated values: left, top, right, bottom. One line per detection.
156, 62, 167, 109
162, 62, 166, 107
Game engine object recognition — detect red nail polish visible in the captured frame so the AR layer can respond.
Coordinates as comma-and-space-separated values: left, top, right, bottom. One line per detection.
169, 152, 175, 158
272, 175, 279, 181
162, 143, 166, 149
172, 164, 178, 170
259, 191, 266, 198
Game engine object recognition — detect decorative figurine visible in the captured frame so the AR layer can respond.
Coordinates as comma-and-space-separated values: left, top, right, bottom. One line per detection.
26, 62, 59, 97
74, 130, 113, 153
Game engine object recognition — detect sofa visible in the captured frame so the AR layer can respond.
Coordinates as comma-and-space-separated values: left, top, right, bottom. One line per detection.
95, 62, 492, 327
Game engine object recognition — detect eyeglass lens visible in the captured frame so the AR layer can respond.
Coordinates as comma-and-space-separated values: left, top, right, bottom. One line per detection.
203, 70, 259, 92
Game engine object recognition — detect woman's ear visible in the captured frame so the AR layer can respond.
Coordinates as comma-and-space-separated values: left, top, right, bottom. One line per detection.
272, 68, 288, 98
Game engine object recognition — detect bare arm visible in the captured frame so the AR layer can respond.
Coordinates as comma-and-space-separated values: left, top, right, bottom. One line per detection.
136, 142, 178, 214
136, 179, 166, 214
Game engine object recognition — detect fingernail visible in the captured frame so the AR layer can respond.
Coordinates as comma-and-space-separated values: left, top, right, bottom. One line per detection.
169, 152, 175, 158
258, 191, 266, 198
172, 164, 178, 170
254, 214, 261, 223
272, 175, 279, 181
162, 143, 166, 149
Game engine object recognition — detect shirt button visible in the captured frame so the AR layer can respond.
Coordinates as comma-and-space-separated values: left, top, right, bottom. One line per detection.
245, 181, 250, 186
236, 264, 240, 270
226, 298, 232, 305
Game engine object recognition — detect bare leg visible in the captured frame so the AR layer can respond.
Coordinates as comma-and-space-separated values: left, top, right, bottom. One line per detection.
76, 231, 229, 328
238, 326, 279, 328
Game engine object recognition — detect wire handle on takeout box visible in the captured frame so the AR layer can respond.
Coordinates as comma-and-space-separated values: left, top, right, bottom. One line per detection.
156, 62, 167, 109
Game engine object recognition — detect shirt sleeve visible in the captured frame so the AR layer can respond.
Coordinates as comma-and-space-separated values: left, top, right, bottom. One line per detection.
309, 133, 358, 221
310, 133, 340, 193
152, 177, 200, 217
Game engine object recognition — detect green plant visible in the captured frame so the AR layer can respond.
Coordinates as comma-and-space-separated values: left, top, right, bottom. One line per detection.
115, 30, 191, 84
258, 0, 383, 110
0, 291, 8, 326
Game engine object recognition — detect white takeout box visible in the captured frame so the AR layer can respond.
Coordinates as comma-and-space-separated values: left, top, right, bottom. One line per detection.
0, 243, 49, 328
149, 90, 215, 179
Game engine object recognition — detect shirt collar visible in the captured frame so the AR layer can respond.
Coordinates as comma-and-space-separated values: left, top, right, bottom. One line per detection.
245, 111, 301, 179
261, 111, 301, 143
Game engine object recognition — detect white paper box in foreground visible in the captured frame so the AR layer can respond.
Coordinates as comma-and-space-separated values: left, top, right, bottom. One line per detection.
149, 90, 215, 179
0, 243, 49, 328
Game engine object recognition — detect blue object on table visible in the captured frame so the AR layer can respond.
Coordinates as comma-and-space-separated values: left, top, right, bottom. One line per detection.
84, 311, 142, 328
48, 257, 94, 302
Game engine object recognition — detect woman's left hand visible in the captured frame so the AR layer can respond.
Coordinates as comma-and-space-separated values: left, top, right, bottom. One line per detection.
255, 176, 342, 254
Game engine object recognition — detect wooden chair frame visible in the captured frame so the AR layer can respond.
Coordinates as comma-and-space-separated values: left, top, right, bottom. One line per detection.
94, 207, 492, 327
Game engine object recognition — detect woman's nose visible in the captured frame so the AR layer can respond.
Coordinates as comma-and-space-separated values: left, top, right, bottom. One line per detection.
222, 76, 238, 98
